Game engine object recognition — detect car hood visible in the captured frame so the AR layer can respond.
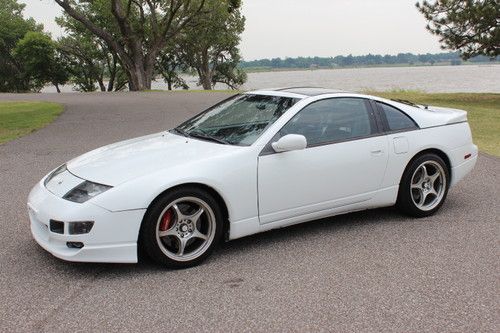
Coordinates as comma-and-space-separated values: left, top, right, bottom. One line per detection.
67, 132, 238, 186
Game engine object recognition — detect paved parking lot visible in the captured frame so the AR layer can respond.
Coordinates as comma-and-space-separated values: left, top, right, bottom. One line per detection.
0, 92, 498, 332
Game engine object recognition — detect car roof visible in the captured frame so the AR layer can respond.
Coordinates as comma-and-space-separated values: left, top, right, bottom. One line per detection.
248, 87, 346, 98
245, 88, 445, 129
273, 87, 346, 96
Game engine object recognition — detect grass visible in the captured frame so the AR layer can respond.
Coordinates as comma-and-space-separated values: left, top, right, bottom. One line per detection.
0, 101, 63, 144
367, 90, 500, 156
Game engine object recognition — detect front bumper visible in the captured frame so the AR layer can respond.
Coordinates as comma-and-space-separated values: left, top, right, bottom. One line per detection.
28, 180, 146, 263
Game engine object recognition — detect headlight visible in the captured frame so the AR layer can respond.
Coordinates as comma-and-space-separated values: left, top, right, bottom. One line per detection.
44, 164, 67, 186
63, 181, 112, 203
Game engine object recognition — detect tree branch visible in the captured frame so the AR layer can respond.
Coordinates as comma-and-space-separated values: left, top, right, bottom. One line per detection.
54, 0, 132, 68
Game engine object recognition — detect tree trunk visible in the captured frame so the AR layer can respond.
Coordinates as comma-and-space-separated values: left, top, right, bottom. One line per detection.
201, 74, 212, 90
198, 65, 213, 90
107, 56, 117, 91
126, 63, 151, 91
199, 50, 212, 90
55, 84, 61, 93
107, 75, 115, 92
98, 79, 106, 92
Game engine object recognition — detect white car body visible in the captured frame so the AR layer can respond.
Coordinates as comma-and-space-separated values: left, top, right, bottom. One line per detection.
28, 88, 478, 263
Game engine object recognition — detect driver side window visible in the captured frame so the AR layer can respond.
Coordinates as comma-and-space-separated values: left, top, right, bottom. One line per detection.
279, 98, 376, 146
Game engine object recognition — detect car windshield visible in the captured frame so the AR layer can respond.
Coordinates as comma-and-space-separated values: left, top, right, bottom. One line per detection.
173, 94, 299, 146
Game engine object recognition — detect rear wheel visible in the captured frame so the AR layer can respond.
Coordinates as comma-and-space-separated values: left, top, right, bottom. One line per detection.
140, 187, 223, 268
397, 154, 449, 217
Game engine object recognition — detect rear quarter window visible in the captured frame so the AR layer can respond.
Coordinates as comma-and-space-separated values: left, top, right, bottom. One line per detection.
377, 102, 418, 132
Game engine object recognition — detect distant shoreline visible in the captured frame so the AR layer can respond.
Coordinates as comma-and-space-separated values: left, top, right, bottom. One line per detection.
29, 63, 500, 94
242, 61, 500, 73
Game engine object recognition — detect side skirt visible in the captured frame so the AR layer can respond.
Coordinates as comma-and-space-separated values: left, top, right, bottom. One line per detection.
228, 186, 398, 240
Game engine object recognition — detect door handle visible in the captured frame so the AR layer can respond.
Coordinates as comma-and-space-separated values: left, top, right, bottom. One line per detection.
371, 149, 383, 155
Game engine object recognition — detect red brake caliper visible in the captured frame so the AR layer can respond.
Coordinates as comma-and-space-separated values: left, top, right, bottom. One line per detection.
159, 209, 173, 231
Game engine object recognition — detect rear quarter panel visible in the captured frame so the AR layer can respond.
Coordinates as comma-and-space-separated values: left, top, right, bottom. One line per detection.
381, 122, 477, 189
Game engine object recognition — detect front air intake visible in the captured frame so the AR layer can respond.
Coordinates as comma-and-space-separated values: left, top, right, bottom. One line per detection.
49, 220, 64, 234
66, 242, 84, 249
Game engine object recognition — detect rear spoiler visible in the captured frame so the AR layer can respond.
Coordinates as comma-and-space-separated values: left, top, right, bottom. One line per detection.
424, 106, 468, 125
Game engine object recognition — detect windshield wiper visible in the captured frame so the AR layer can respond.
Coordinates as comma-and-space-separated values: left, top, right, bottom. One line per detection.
188, 131, 229, 145
172, 127, 229, 145
171, 128, 189, 137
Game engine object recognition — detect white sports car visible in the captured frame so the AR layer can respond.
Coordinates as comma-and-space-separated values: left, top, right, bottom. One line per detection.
28, 87, 478, 268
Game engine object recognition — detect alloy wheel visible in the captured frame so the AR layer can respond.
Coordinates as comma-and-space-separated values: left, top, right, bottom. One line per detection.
410, 160, 447, 211
155, 196, 216, 262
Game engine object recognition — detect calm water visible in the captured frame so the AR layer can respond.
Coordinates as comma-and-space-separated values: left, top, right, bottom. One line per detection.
43, 64, 500, 93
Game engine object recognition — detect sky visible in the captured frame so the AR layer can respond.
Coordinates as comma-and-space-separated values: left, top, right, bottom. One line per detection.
20, 0, 443, 61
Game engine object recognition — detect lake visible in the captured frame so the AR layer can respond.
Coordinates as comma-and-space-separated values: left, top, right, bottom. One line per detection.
42, 64, 500, 93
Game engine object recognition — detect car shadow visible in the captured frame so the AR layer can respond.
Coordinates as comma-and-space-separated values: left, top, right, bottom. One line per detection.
29, 206, 415, 277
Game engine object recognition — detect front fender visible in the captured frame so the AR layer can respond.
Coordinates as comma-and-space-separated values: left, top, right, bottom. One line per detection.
91, 153, 258, 225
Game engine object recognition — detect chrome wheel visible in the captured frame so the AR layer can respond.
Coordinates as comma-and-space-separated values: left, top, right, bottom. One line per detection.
155, 196, 216, 262
410, 161, 447, 211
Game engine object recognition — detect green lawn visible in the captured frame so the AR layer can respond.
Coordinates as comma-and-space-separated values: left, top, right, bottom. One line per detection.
0, 101, 63, 144
367, 91, 500, 156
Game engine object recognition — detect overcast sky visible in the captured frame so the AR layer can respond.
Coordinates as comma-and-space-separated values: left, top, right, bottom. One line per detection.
20, 0, 443, 61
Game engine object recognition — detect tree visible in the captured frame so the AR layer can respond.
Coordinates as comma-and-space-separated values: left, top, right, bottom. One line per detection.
56, 14, 127, 92
156, 43, 189, 90
0, 0, 43, 92
416, 0, 500, 59
58, 35, 127, 92
53, 0, 208, 91
211, 56, 246, 89
178, 0, 246, 89
239, 52, 496, 69
14, 31, 69, 93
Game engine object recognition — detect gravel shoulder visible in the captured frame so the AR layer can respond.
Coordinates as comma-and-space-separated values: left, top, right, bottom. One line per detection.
0, 92, 498, 332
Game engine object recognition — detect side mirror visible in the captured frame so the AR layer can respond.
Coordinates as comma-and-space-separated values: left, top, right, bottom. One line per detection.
271, 134, 307, 153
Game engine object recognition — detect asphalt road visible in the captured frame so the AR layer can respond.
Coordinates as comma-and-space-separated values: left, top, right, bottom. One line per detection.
0, 92, 498, 332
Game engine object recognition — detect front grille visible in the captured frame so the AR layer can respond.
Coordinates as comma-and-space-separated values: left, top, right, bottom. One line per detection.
49, 220, 64, 234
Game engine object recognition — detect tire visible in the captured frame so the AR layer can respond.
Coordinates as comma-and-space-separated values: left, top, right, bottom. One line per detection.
139, 186, 224, 268
396, 153, 450, 217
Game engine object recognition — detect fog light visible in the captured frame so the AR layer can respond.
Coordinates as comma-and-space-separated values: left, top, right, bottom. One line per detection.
68, 221, 94, 235
66, 242, 84, 249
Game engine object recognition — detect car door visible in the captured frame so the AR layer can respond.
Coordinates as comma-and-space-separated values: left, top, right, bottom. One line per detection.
257, 97, 389, 225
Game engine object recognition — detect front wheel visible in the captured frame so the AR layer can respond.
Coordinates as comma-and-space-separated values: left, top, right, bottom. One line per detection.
397, 154, 450, 217
140, 187, 223, 268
